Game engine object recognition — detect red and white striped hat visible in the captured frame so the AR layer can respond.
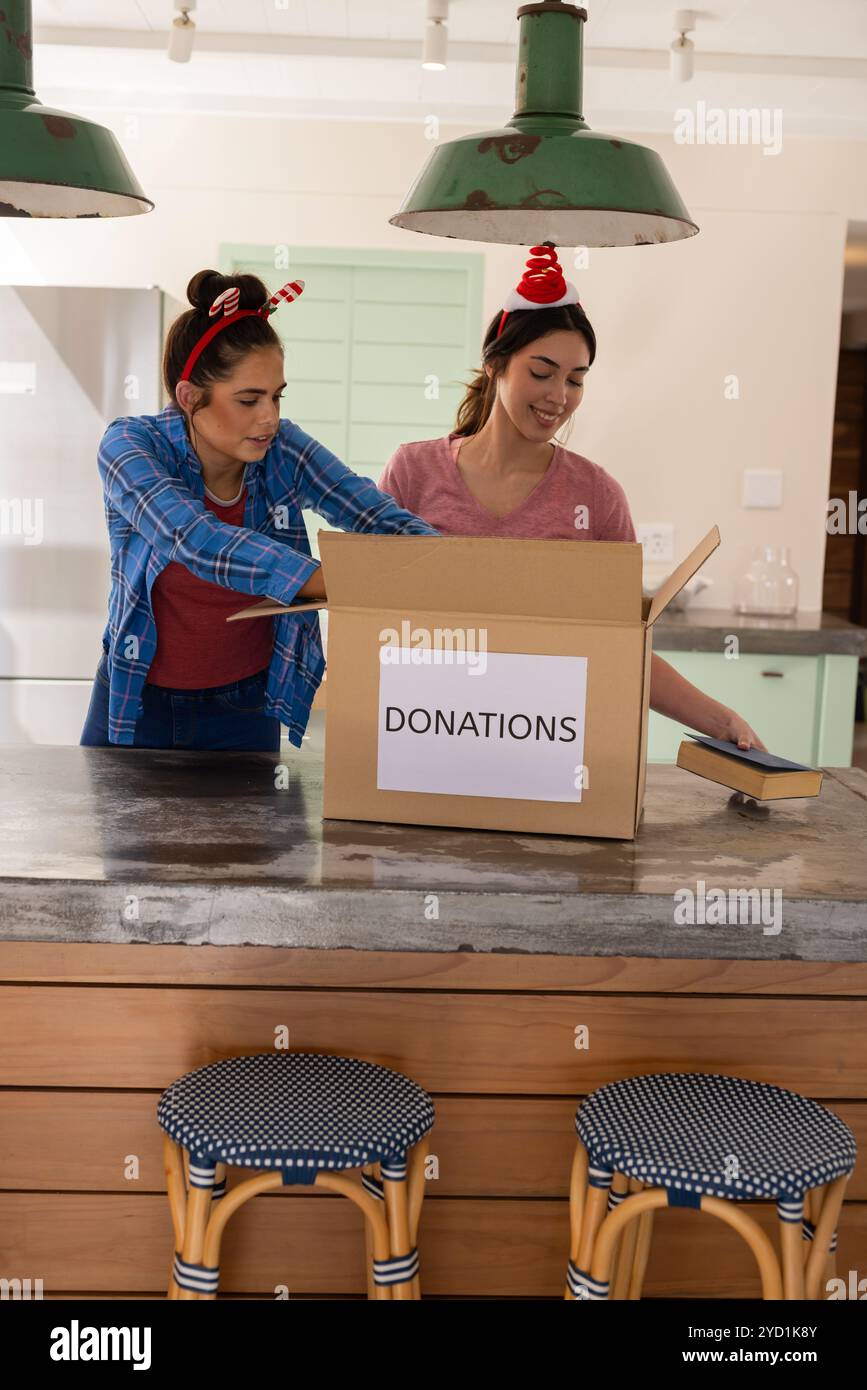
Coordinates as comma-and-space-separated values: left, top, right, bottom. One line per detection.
496, 244, 580, 339
179, 278, 305, 382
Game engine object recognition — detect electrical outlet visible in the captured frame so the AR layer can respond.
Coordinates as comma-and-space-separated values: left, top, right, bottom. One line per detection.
637, 523, 674, 563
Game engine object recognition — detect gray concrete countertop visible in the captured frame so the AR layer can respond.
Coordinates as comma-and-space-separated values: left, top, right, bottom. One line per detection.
1, 747, 866, 964
652, 608, 867, 656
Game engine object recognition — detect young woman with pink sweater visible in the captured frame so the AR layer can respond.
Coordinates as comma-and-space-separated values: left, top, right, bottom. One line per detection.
378, 246, 765, 753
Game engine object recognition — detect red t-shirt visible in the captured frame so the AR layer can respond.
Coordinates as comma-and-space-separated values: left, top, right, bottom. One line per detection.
146, 484, 275, 689
378, 433, 636, 541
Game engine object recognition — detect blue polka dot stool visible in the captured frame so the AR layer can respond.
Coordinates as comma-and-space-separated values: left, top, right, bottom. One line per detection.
564, 1072, 856, 1301
157, 1052, 435, 1301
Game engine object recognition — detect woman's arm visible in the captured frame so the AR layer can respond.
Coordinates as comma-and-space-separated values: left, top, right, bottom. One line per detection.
650, 653, 767, 751
99, 418, 320, 606
280, 420, 439, 537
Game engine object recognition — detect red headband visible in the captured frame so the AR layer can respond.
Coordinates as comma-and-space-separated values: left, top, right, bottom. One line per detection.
178, 279, 305, 382
496, 245, 580, 339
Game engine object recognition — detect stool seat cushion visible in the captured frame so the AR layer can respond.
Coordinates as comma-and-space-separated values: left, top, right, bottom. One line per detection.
157, 1052, 434, 1175
576, 1072, 856, 1202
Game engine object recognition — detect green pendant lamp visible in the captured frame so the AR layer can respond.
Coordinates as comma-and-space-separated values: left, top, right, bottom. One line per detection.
0, 0, 152, 217
390, 1, 697, 246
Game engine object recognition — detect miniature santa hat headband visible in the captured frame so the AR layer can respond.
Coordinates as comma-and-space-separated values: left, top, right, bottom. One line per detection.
496, 244, 580, 339
178, 279, 305, 383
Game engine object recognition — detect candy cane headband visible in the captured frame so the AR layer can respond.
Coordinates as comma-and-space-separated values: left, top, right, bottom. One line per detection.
496, 245, 580, 339
178, 279, 305, 382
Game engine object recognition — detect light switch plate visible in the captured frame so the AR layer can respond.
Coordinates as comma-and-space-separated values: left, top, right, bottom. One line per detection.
742, 469, 783, 508
0, 361, 36, 394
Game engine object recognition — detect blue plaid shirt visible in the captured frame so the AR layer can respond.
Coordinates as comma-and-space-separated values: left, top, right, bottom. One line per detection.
97, 404, 439, 745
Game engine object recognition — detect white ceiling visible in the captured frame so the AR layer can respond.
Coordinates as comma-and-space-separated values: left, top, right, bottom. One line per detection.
29, 4, 867, 306
30, 2, 867, 141
31, 0, 867, 58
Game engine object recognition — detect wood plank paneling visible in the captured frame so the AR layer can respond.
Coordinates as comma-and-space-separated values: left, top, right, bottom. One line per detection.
2, 986, 865, 1095
5, 1091, 867, 1200
3, 942, 867, 994
2, 1194, 864, 1299
3, 941, 864, 1298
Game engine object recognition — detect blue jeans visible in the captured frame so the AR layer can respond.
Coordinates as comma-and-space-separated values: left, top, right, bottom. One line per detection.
80, 651, 282, 751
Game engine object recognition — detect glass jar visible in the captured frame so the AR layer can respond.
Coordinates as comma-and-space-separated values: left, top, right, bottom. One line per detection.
735, 545, 799, 616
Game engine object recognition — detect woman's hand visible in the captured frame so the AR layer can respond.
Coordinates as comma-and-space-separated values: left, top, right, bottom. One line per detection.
715, 707, 767, 752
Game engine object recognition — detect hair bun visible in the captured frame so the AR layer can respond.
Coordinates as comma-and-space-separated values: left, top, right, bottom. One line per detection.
186, 269, 225, 313
186, 268, 271, 316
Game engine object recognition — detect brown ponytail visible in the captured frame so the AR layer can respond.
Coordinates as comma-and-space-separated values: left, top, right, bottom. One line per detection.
454, 301, 597, 437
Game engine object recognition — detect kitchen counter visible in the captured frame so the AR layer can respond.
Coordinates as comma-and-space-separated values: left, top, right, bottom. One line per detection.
2, 745, 865, 1300
652, 606, 867, 656
1, 746, 866, 960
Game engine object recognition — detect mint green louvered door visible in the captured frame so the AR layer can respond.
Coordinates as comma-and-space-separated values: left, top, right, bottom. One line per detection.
221, 245, 483, 559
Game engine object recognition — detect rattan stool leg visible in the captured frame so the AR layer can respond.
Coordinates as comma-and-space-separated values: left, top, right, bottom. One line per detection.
406, 1140, 429, 1299
162, 1136, 187, 1300
318, 1171, 395, 1300
805, 1182, 838, 1296
608, 1174, 633, 1299
700, 1196, 784, 1299
383, 1171, 416, 1301
616, 1178, 647, 1299
565, 1147, 612, 1300
212, 1162, 227, 1204
803, 1185, 818, 1267
361, 1164, 380, 1300
627, 1196, 655, 1300
564, 1141, 589, 1299
566, 1144, 588, 1252
805, 1174, 849, 1300
590, 1190, 668, 1299
197, 1172, 282, 1300
778, 1199, 806, 1299
177, 1184, 215, 1301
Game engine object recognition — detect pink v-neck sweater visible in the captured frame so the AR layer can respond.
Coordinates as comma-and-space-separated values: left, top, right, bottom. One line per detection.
377, 433, 636, 542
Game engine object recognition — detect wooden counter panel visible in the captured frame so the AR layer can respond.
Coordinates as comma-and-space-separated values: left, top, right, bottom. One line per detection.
3, 942, 867, 995
5, 1090, 867, 1200
2, 1193, 864, 1299
2, 985, 865, 1096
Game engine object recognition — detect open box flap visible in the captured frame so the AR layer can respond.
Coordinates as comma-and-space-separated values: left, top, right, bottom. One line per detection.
317, 532, 643, 622
646, 526, 721, 627
227, 597, 327, 622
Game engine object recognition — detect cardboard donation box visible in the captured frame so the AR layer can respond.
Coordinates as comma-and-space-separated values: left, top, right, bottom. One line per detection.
315, 525, 720, 840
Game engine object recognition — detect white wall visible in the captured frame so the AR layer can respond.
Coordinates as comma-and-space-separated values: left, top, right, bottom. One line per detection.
4, 110, 865, 611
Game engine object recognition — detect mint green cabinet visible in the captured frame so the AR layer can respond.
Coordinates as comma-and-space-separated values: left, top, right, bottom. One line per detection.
648, 650, 859, 766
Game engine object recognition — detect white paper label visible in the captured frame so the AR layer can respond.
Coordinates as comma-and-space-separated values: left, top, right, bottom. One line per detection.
376, 648, 588, 803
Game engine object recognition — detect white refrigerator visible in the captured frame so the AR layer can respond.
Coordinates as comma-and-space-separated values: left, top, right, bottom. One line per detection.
0, 285, 182, 744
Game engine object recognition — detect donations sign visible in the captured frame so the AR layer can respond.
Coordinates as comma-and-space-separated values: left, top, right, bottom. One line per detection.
376, 648, 589, 802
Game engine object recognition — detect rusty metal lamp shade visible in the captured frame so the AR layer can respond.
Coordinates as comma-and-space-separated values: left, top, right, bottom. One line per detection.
0, 1, 152, 218
390, 1, 697, 247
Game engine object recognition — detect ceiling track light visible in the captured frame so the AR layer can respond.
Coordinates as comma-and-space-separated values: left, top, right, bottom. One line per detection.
168, 0, 197, 65
670, 8, 696, 83
423, 0, 449, 71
